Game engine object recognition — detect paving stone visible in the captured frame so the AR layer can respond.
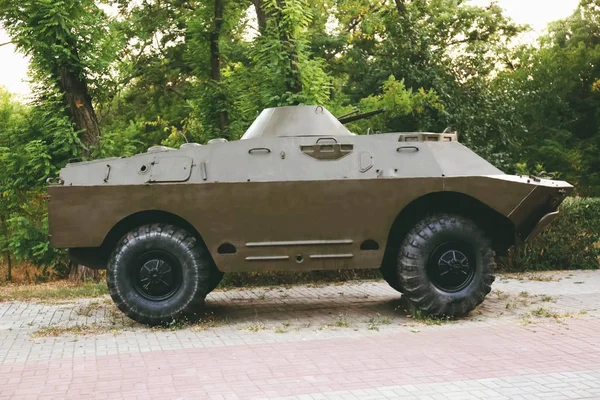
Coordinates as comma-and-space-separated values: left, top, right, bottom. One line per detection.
1, 271, 600, 399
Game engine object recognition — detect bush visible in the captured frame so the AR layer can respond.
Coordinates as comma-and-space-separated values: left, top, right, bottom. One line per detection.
503, 197, 600, 271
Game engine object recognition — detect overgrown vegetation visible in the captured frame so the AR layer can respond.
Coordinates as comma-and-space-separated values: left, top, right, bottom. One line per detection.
0, 281, 107, 302
0, 0, 599, 280
503, 198, 600, 272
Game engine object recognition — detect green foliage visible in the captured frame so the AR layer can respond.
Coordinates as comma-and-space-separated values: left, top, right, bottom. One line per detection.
246, 0, 331, 108
504, 198, 600, 271
344, 76, 444, 134
0, 89, 76, 278
0, 0, 120, 101
1, 0, 600, 278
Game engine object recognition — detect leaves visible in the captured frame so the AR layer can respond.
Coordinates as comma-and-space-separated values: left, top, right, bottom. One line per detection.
0, 0, 600, 275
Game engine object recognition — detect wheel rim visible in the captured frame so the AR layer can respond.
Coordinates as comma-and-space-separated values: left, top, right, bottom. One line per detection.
427, 241, 476, 293
131, 251, 183, 301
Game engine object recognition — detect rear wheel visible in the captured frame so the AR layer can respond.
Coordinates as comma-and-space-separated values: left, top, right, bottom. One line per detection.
396, 214, 495, 317
107, 224, 211, 325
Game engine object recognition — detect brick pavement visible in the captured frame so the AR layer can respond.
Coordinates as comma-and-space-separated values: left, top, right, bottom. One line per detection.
1, 270, 599, 399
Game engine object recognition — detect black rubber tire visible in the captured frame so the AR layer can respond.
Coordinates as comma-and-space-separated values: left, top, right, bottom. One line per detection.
397, 214, 495, 317
107, 224, 211, 326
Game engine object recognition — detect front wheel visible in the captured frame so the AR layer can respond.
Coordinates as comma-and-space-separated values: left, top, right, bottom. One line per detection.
107, 224, 211, 325
397, 214, 495, 317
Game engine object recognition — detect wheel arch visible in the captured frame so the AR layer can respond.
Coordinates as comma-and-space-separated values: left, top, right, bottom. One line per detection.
69, 210, 211, 270
381, 191, 515, 271
101, 210, 205, 250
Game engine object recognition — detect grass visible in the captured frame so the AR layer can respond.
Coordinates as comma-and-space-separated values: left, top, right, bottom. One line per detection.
540, 295, 554, 302
530, 306, 562, 318
31, 323, 116, 338
195, 314, 231, 330
242, 321, 267, 332
410, 309, 451, 326
505, 299, 529, 310
366, 313, 393, 331
493, 289, 509, 300
334, 313, 350, 328
75, 300, 107, 317
518, 306, 585, 325
274, 322, 292, 334
0, 281, 108, 303
502, 272, 560, 282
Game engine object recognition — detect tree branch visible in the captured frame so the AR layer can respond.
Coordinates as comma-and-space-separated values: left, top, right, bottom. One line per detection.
347, 0, 387, 33
0, 41, 15, 47
394, 0, 407, 15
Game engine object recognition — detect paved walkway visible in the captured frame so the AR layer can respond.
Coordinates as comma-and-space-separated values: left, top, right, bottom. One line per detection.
1, 270, 599, 399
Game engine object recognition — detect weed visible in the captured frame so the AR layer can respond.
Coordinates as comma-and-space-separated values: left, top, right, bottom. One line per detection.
31, 323, 116, 338
519, 291, 529, 298
75, 301, 103, 317
190, 314, 231, 332
505, 296, 530, 310
540, 295, 554, 302
411, 309, 450, 326
493, 290, 509, 300
334, 313, 350, 328
527, 273, 559, 282
530, 307, 557, 318
0, 281, 108, 303
503, 273, 559, 282
242, 321, 266, 332
528, 307, 575, 321
366, 313, 392, 331
274, 323, 292, 334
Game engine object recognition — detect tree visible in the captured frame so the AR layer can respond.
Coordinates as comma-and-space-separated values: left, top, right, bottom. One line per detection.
0, 0, 118, 154
0, 88, 78, 280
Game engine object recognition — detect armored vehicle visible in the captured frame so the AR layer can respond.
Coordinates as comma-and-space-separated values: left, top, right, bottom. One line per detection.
47, 106, 573, 325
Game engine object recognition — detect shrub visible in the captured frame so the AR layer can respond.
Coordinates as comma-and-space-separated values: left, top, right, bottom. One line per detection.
503, 197, 600, 271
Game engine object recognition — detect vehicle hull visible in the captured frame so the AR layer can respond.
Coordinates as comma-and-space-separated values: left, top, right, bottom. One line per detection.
49, 174, 567, 272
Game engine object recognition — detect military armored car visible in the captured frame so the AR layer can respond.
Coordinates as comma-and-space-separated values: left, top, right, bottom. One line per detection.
47, 106, 573, 325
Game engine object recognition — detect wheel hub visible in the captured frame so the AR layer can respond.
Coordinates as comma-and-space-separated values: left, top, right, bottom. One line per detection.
132, 252, 182, 301
438, 250, 470, 275
427, 242, 476, 293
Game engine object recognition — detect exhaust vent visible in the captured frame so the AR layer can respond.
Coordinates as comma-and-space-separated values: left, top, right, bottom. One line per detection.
147, 145, 175, 153
180, 143, 202, 150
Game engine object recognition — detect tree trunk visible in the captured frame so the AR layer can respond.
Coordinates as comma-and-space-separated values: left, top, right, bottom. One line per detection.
1, 216, 11, 281
57, 65, 101, 154
69, 263, 100, 282
5, 250, 11, 281
252, 0, 302, 97
274, 0, 302, 97
394, 0, 407, 15
56, 62, 101, 280
251, 0, 267, 34
210, 0, 229, 135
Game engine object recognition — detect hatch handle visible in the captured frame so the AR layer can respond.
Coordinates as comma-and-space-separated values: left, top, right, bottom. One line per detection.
248, 148, 271, 155
397, 146, 419, 152
103, 164, 111, 183
316, 137, 338, 144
